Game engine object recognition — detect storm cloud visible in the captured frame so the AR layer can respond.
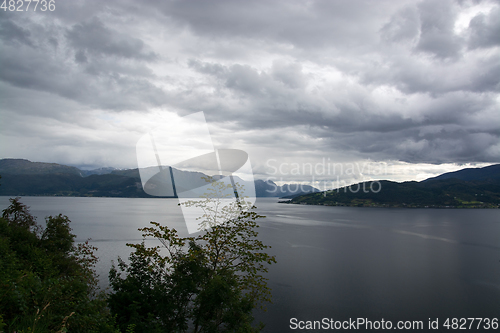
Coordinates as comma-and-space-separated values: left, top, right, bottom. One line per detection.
0, 0, 498, 182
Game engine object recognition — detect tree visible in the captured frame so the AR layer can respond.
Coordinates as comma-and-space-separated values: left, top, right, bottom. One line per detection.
109, 178, 276, 332
0, 198, 117, 333
1, 196, 40, 233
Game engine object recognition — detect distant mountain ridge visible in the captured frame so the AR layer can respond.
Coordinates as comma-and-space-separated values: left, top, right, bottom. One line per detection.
81, 167, 117, 177
0, 159, 318, 198
0, 159, 81, 176
288, 164, 500, 208
424, 164, 500, 182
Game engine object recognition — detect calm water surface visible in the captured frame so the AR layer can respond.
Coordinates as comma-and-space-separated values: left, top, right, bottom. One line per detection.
1, 196, 499, 332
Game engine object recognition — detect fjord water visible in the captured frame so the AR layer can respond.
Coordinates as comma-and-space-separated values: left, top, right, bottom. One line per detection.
1, 196, 499, 332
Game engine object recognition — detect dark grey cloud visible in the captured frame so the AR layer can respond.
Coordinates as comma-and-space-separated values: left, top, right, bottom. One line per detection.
415, 0, 463, 59
186, 56, 499, 164
0, 0, 498, 172
468, 6, 500, 49
0, 44, 166, 110
0, 12, 167, 112
361, 52, 500, 94
271, 62, 307, 89
66, 17, 158, 61
380, 7, 420, 44
0, 18, 34, 47
156, 0, 400, 51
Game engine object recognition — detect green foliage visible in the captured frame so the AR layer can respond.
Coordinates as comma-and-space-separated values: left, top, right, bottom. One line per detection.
109, 178, 276, 332
0, 173, 146, 198
291, 179, 500, 208
0, 197, 118, 333
1, 197, 40, 234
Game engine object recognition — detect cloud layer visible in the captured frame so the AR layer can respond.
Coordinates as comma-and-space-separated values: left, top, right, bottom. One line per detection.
0, 0, 498, 181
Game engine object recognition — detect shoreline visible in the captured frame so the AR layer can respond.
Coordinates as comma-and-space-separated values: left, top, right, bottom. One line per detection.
281, 201, 500, 209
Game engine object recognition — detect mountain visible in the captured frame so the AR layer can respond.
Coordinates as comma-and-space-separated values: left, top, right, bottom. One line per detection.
254, 179, 319, 198
111, 167, 318, 197
0, 159, 81, 176
0, 159, 317, 198
80, 167, 117, 177
287, 164, 500, 208
424, 164, 500, 182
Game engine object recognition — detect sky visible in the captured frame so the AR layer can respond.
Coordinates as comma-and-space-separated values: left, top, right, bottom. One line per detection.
0, 0, 499, 188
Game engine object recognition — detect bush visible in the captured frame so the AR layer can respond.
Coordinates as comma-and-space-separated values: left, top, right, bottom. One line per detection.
109, 179, 276, 332
0, 198, 117, 333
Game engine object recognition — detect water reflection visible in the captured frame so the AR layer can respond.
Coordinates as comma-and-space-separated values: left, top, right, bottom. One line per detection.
1, 196, 499, 332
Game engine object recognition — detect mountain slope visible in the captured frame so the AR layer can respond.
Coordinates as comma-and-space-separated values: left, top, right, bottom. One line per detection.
0, 159, 317, 198
288, 164, 500, 208
424, 164, 500, 182
0, 159, 81, 176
